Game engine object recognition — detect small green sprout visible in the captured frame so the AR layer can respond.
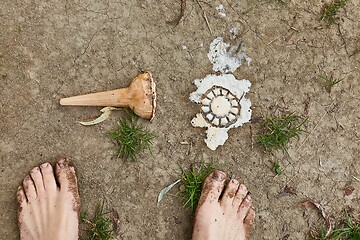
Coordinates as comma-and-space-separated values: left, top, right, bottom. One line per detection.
81, 203, 113, 240
319, 75, 343, 93
179, 162, 215, 212
273, 160, 282, 175
257, 112, 308, 153
320, 0, 349, 24
330, 211, 360, 239
110, 112, 155, 161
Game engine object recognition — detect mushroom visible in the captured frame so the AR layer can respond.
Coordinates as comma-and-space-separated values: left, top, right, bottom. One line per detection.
60, 71, 157, 120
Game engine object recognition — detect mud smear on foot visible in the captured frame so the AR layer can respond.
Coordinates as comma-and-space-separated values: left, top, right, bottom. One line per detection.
16, 186, 24, 230
197, 170, 226, 207
56, 158, 81, 214
244, 207, 255, 240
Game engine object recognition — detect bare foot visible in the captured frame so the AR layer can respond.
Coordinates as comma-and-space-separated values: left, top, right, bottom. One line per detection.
17, 158, 80, 240
192, 170, 255, 240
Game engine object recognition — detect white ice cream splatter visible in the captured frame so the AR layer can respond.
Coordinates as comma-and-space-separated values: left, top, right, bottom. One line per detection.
215, 4, 226, 18
217, 12, 226, 18
207, 37, 251, 74
180, 45, 187, 50
230, 27, 238, 37
216, 4, 224, 11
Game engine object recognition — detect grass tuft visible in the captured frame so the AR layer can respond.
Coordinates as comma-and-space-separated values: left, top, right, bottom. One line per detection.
179, 161, 215, 212
81, 202, 113, 240
110, 112, 155, 161
319, 75, 343, 93
257, 112, 308, 153
320, 0, 349, 24
311, 210, 360, 239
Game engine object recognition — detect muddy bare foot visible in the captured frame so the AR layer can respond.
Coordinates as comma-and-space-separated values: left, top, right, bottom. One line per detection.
17, 158, 80, 240
192, 170, 255, 240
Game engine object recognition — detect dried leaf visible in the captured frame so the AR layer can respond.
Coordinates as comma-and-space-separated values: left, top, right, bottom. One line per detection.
111, 209, 121, 234
344, 186, 355, 196
157, 179, 181, 203
282, 234, 290, 240
78, 107, 118, 126
283, 185, 297, 195
299, 201, 327, 219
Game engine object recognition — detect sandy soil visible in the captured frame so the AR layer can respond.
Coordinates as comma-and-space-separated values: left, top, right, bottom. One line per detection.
1, 0, 359, 239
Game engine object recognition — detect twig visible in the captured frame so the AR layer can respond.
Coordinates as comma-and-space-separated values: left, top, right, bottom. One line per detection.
266, 36, 281, 46
195, 0, 213, 34
249, 125, 254, 149
349, 48, 360, 58
167, 0, 187, 26
296, 102, 334, 151
337, 23, 348, 54
352, 175, 360, 182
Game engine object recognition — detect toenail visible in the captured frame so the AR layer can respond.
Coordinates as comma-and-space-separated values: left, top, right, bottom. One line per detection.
231, 179, 239, 185
31, 167, 40, 173
212, 170, 226, 182
240, 184, 247, 190
24, 175, 31, 182
57, 161, 64, 168
40, 163, 49, 169
247, 194, 251, 200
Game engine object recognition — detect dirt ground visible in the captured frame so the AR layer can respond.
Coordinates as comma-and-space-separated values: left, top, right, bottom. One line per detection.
1, 0, 359, 239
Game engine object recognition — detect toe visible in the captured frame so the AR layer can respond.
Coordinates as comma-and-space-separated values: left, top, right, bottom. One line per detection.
220, 179, 239, 207
23, 175, 37, 201
233, 184, 248, 208
56, 158, 80, 212
197, 170, 226, 207
40, 163, 57, 192
17, 186, 27, 207
244, 205, 256, 238
238, 194, 252, 220
56, 158, 76, 189
30, 167, 45, 194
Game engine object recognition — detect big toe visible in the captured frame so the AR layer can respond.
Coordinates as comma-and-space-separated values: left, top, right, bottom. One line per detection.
197, 170, 226, 207
55, 158, 80, 211
55, 158, 77, 190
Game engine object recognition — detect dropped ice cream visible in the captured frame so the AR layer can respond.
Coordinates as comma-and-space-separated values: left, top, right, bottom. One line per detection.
190, 36, 252, 150
189, 74, 251, 150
